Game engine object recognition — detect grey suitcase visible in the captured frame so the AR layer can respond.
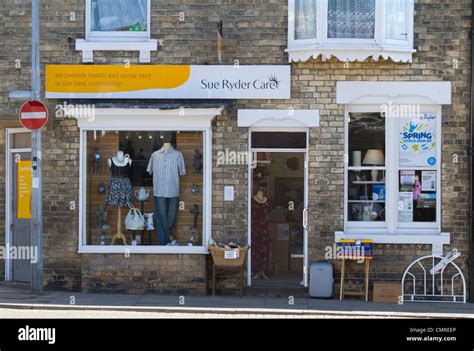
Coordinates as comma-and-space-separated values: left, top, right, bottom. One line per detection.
309, 261, 334, 298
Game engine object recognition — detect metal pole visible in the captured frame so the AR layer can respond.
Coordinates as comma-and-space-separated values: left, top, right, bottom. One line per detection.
31, 0, 43, 295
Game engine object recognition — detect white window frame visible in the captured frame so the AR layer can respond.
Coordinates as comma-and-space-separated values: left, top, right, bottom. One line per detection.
336, 81, 451, 252
86, 0, 151, 42
77, 108, 222, 254
287, 0, 415, 62
344, 105, 442, 235
76, 0, 158, 63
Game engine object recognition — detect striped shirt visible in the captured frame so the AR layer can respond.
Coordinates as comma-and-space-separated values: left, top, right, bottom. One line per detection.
147, 147, 186, 198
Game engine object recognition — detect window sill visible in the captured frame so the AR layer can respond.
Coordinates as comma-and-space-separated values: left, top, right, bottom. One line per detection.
75, 39, 158, 63
286, 44, 415, 63
335, 231, 450, 254
78, 245, 210, 255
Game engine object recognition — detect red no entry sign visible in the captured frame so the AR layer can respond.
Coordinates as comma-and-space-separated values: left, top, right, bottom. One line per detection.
19, 100, 48, 131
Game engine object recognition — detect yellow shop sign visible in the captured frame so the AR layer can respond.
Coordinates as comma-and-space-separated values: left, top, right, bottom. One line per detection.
46, 65, 290, 100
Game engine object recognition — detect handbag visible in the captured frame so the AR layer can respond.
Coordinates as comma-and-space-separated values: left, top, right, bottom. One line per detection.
125, 206, 145, 230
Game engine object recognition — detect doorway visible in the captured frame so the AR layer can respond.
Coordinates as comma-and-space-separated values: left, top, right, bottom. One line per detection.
5, 129, 32, 282
247, 131, 309, 289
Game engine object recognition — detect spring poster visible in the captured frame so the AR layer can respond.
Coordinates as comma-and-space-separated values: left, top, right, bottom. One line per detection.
399, 113, 437, 167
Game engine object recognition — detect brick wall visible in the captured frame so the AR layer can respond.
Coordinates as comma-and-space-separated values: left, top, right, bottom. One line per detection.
0, 0, 471, 296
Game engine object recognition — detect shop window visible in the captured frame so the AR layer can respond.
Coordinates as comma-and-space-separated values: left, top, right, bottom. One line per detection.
287, 0, 415, 62
345, 110, 441, 232
347, 113, 386, 224
84, 130, 205, 247
76, 0, 157, 63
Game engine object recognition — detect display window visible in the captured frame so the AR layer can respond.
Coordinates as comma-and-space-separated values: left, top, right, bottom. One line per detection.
345, 108, 441, 233
347, 112, 386, 224
84, 130, 205, 248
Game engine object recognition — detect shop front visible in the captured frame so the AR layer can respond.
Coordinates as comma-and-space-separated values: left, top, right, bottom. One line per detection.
42, 64, 315, 294
4, 65, 456, 296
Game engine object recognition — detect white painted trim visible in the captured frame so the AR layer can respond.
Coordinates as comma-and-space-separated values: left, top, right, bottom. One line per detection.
336, 81, 452, 105
286, 0, 415, 63
78, 246, 210, 254
9, 148, 32, 153
247, 138, 253, 287
75, 39, 158, 63
335, 231, 450, 246
78, 108, 222, 254
5, 128, 32, 282
303, 130, 309, 288
287, 47, 415, 63
238, 109, 320, 128
77, 108, 224, 130
203, 128, 213, 247
250, 148, 307, 153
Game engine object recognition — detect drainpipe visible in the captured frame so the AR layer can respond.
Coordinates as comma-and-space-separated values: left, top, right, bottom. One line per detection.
470, 0, 474, 302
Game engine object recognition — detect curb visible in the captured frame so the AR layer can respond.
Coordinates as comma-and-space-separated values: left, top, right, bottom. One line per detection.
0, 302, 471, 318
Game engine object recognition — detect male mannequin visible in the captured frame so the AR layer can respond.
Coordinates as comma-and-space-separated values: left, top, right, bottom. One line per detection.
162, 142, 172, 153
147, 132, 186, 245
105, 151, 133, 245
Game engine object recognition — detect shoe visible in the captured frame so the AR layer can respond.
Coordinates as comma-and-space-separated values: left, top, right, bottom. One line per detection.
170, 240, 178, 246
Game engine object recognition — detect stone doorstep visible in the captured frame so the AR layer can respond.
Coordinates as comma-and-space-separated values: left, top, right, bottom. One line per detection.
0, 302, 472, 319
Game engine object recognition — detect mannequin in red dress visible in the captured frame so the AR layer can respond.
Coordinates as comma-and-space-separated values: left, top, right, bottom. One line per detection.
252, 191, 272, 280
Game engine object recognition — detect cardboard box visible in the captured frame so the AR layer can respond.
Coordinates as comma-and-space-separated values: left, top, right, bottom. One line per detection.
373, 283, 401, 303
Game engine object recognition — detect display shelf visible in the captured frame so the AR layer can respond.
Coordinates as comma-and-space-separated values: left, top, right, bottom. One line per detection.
351, 181, 385, 184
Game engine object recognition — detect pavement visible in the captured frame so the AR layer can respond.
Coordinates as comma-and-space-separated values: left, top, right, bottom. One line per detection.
0, 285, 473, 318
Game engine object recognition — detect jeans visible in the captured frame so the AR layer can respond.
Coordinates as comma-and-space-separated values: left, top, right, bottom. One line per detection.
154, 196, 179, 245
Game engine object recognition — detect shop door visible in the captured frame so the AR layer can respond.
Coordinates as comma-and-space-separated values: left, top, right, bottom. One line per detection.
248, 131, 309, 288
7, 130, 32, 283
11, 151, 32, 282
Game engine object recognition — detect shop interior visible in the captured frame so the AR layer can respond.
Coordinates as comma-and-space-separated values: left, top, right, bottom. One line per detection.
251, 152, 304, 288
86, 130, 204, 246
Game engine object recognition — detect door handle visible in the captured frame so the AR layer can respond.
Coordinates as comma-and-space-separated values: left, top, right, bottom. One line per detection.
303, 207, 309, 231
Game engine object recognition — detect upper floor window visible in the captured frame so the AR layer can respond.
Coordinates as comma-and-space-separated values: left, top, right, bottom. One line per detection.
76, 0, 157, 63
87, 0, 150, 41
287, 0, 415, 62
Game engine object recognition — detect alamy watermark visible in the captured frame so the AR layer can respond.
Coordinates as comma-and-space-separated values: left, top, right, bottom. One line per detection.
18, 325, 55, 345
381, 102, 421, 119
216, 149, 257, 168
325, 243, 366, 263
0, 244, 38, 264
55, 102, 96, 121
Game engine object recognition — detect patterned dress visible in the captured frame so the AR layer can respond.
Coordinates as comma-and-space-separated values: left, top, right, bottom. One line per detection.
105, 160, 133, 207
251, 197, 272, 274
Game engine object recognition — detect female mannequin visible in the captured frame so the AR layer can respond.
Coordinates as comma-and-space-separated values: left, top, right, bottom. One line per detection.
251, 190, 272, 280
106, 151, 133, 245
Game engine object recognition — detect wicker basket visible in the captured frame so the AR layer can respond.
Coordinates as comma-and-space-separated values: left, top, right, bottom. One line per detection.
209, 246, 249, 267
